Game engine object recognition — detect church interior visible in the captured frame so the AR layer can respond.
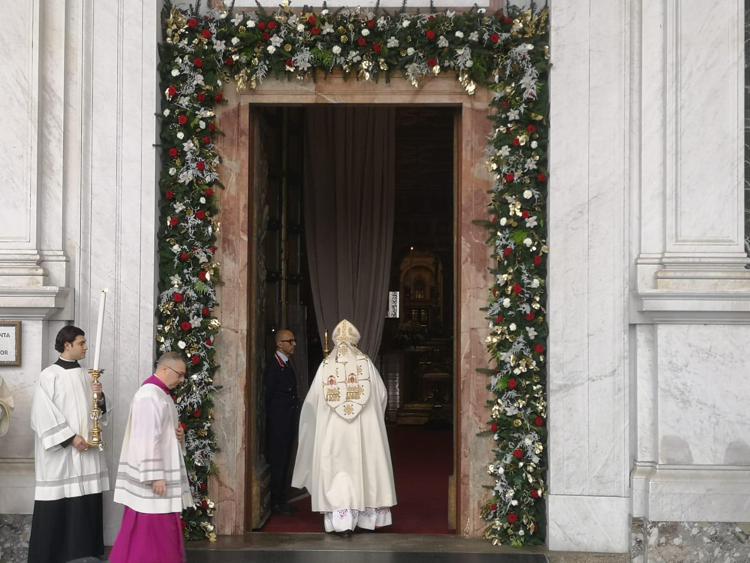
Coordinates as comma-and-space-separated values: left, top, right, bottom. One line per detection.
256, 106, 457, 534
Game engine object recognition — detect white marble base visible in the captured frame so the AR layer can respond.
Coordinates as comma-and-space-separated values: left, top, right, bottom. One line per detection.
0, 461, 34, 515
633, 465, 750, 522
548, 494, 630, 553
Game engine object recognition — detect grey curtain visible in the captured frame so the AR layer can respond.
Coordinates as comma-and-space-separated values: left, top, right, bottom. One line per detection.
304, 107, 396, 357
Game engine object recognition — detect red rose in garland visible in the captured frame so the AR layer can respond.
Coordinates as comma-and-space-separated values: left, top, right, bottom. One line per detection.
531, 489, 541, 499
179, 252, 190, 262
426, 30, 436, 41
224, 57, 234, 66
215, 92, 223, 103
512, 283, 523, 295
201, 136, 212, 146
267, 21, 278, 31
537, 173, 547, 183
367, 19, 376, 30
187, 18, 199, 29
196, 161, 206, 171
507, 378, 517, 390
357, 36, 367, 47
513, 448, 524, 460
507, 513, 518, 524
178, 114, 188, 126
195, 210, 207, 221
198, 270, 208, 282
307, 15, 317, 26
168, 147, 179, 159
193, 57, 204, 69
534, 343, 545, 354
204, 188, 215, 198
490, 33, 500, 45
525, 312, 536, 321
311, 27, 321, 36
534, 416, 545, 427
201, 29, 212, 40
166, 86, 177, 98
197, 92, 206, 103
173, 292, 184, 303
262, 32, 270, 42
191, 354, 201, 366
427, 58, 438, 68
169, 217, 179, 228
257, 21, 266, 31
533, 255, 543, 267
503, 247, 513, 258
491, 423, 498, 433
202, 307, 210, 317
166, 191, 175, 201
180, 321, 192, 332
373, 43, 382, 55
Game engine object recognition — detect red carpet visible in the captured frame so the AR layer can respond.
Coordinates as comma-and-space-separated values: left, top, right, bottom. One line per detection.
262, 426, 454, 534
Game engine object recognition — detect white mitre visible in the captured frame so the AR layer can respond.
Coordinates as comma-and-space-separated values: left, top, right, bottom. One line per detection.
322, 320, 371, 421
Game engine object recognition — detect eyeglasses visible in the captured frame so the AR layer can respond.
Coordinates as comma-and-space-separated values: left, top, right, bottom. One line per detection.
166, 365, 187, 378
279, 339, 296, 343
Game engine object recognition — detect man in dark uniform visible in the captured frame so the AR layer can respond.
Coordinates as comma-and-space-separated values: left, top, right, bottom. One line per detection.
265, 329, 300, 515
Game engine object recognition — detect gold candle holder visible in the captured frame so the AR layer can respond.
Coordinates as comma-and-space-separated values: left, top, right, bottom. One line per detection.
323, 329, 330, 357
87, 368, 104, 451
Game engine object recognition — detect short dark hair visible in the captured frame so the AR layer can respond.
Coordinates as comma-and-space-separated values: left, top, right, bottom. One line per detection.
55, 326, 85, 353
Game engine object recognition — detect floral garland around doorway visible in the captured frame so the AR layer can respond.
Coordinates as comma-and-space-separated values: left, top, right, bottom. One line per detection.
157, 1, 548, 545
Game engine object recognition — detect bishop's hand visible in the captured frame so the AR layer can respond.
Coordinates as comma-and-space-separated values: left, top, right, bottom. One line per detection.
152, 479, 167, 496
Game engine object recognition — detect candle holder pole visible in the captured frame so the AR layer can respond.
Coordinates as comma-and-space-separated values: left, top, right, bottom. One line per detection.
87, 369, 104, 451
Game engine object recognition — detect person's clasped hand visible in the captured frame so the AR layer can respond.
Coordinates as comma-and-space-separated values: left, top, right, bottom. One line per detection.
72, 435, 89, 452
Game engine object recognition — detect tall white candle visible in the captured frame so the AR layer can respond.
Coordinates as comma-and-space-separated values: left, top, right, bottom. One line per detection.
92, 289, 107, 371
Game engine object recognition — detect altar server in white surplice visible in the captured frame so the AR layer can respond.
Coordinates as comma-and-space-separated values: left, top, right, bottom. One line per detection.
292, 319, 396, 534
28, 325, 110, 563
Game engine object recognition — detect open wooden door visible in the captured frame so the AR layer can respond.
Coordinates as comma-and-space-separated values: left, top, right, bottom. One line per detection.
246, 106, 310, 530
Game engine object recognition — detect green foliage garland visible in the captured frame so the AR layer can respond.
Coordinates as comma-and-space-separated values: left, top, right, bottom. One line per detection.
157, 1, 548, 546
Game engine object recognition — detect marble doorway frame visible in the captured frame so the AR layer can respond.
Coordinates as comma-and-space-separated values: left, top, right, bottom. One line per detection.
211, 75, 495, 537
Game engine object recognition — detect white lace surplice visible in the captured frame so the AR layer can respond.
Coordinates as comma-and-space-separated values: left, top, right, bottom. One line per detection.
324, 507, 392, 532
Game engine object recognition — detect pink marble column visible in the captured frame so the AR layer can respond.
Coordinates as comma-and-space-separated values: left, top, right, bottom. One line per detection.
212, 100, 251, 535
456, 105, 494, 537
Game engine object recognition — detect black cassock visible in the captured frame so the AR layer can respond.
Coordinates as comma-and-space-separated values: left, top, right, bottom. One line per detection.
264, 352, 300, 506
28, 493, 104, 563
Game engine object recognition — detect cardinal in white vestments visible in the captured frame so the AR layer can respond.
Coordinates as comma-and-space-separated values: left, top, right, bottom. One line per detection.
111, 352, 194, 563
28, 326, 110, 563
292, 319, 397, 534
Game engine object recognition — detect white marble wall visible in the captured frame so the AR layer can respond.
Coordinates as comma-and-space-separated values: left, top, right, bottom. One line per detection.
631, 0, 750, 531
0, 0, 160, 545
550, 0, 750, 554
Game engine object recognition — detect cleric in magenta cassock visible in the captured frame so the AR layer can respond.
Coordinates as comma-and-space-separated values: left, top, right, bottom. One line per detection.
110, 352, 194, 563
28, 326, 110, 563
292, 319, 397, 534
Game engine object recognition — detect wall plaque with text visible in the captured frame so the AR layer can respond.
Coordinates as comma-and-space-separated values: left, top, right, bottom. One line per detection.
0, 321, 21, 366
